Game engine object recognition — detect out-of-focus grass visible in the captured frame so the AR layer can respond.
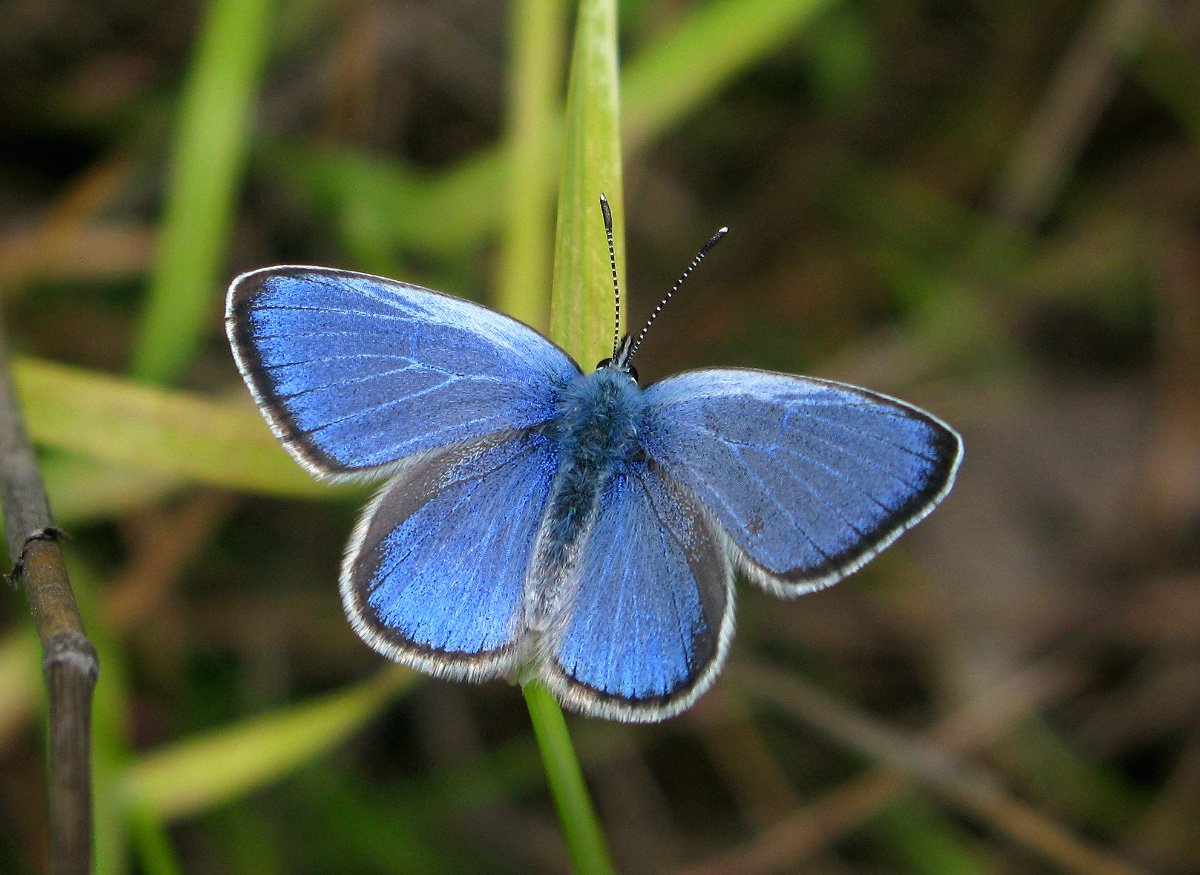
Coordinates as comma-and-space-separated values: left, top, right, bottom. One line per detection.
2, 0, 1196, 872
123, 666, 416, 821
130, 0, 274, 385
261, 0, 832, 267
11, 0, 834, 523
6, 1, 840, 871
496, 0, 567, 329
14, 357, 331, 498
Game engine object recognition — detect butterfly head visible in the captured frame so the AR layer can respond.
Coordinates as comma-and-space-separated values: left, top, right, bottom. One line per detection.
596, 333, 639, 383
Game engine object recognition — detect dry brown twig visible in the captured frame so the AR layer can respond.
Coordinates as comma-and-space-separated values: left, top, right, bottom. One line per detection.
0, 311, 98, 875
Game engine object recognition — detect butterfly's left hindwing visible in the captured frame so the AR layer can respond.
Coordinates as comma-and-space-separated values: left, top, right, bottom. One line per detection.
342, 428, 558, 680
643, 368, 962, 595
226, 266, 580, 479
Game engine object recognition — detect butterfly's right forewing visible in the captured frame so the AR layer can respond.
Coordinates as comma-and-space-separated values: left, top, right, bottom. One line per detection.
643, 368, 962, 595
226, 266, 580, 479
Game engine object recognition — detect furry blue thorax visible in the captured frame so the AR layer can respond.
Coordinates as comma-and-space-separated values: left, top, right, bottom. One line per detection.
528, 366, 647, 622
554, 366, 645, 471
547, 366, 646, 544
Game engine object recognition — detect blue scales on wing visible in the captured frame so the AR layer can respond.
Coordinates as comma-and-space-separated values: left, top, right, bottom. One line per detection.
643, 368, 963, 594
226, 267, 580, 477
543, 462, 733, 721
341, 428, 559, 679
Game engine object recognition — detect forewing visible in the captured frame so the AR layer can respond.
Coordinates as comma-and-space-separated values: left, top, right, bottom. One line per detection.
226, 266, 580, 478
644, 368, 962, 594
542, 462, 734, 722
342, 428, 557, 680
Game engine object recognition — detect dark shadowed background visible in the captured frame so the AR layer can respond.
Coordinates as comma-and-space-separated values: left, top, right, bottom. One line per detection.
1, 0, 1197, 872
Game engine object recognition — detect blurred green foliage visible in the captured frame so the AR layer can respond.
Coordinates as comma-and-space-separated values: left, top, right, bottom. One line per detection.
1, 0, 1195, 872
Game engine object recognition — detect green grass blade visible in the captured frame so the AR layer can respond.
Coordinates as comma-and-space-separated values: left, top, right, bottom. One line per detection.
131, 0, 274, 384
14, 357, 337, 497
548, 0, 624, 366
521, 2, 620, 874
123, 667, 414, 820
40, 453, 182, 524
125, 804, 185, 875
496, 0, 569, 328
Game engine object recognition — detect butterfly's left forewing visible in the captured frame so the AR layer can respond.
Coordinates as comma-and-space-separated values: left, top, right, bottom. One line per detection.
226, 266, 580, 479
643, 368, 962, 595
343, 428, 558, 680
542, 461, 734, 721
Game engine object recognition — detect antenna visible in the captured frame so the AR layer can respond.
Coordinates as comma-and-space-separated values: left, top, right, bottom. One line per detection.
599, 194, 621, 361
625, 224, 728, 363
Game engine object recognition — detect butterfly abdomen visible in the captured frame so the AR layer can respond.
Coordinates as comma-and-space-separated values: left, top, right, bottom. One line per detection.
527, 368, 647, 628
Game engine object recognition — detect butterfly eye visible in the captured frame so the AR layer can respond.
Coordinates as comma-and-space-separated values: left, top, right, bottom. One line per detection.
595, 358, 639, 383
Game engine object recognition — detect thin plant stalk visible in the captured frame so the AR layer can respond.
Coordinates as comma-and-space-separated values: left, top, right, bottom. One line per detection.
520, 0, 622, 872
523, 682, 616, 875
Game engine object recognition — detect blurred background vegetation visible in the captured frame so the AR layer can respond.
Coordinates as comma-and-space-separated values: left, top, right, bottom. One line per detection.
2, 0, 1198, 872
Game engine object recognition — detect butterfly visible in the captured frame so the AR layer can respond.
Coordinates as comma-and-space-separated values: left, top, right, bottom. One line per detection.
225, 200, 962, 722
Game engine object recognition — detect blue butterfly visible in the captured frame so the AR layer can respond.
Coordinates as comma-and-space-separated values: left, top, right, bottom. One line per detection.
225, 205, 961, 722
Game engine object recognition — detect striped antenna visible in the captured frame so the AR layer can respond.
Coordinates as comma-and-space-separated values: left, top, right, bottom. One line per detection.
626, 225, 728, 363
599, 194, 621, 360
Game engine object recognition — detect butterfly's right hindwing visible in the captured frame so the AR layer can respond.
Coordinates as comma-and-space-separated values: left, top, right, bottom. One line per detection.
342, 428, 558, 680
542, 461, 735, 722
226, 266, 581, 479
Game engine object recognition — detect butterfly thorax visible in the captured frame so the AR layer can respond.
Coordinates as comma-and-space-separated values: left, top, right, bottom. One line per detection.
527, 367, 647, 630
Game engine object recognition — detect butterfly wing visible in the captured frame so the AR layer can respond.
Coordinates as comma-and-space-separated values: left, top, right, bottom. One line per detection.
643, 368, 962, 595
226, 266, 580, 479
342, 427, 558, 679
541, 461, 734, 722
